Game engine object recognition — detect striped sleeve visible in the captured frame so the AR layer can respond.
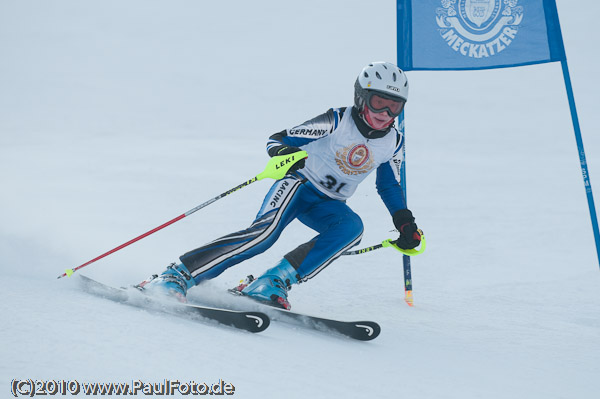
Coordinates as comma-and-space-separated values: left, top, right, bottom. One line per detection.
266, 108, 345, 155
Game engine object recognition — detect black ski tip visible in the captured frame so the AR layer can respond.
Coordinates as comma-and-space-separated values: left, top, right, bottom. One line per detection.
351, 321, 381, 341
243, 311, 271, 333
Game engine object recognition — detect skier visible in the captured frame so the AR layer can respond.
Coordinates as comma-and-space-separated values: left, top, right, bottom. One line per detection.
139, 62, 423, 309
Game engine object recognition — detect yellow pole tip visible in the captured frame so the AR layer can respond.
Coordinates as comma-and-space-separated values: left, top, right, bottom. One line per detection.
405, 291, 414, 307
65, 269, 74, 277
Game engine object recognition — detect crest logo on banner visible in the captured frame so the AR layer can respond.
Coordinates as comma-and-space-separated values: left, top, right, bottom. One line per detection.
436, 0, 523, 58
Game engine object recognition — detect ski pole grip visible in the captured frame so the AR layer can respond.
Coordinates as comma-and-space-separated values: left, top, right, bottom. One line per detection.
257, 151, 308, 181
382, 230, 426, 256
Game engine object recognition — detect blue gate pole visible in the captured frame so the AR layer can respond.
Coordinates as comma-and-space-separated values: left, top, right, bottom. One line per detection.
399, 111, 414, 306
561, 59, 600, 269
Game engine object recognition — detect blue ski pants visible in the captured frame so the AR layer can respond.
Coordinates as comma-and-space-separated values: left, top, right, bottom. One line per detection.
180, 175, 364, 284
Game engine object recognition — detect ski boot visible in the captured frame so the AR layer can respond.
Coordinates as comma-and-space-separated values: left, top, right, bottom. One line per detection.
231, 258, 299, 310
136, 263, 195, 303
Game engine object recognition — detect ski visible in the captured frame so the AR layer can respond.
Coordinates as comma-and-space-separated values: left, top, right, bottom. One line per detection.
225, 290, 380, 341
78, 275, 270, 333
266, 307, 381, 341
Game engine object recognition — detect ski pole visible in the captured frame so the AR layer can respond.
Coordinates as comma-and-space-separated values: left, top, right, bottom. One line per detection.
342, 231, 425, 308
342, 231, 426, 256
57, 151, 308, 279
342, 243, 385, 256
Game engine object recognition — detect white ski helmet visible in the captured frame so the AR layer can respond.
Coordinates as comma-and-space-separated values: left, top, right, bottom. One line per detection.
354, 62, 408, 118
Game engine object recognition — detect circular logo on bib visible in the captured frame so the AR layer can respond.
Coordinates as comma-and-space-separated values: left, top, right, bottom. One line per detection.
436, 0, 523, 59
348, 145, 370, 168
335, 144, 374, 175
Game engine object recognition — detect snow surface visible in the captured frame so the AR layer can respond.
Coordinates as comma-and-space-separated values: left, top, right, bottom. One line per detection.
1, 0, 599, 398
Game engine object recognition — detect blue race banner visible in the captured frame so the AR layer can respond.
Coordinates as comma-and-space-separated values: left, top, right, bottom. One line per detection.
397, 0, 566, 70
396, 0, 600, 267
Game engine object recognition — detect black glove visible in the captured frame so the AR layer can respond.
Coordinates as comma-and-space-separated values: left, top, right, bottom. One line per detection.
392, 209, 422, 250
271, 145, 306, 173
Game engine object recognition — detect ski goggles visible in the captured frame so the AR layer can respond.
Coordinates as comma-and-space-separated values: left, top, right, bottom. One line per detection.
366, 92, 406, 117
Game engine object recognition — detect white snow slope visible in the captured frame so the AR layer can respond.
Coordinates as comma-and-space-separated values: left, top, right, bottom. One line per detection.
1, 1, 599, 398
